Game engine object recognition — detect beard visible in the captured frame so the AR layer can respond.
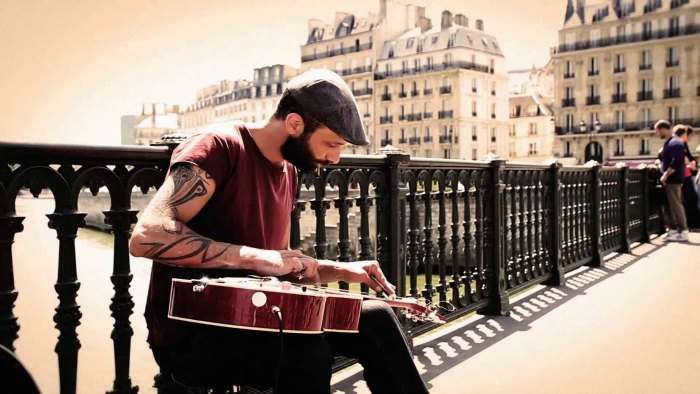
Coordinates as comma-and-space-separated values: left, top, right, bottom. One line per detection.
281, 128, 326, 172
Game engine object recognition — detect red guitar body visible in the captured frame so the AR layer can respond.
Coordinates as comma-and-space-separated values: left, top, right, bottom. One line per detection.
168, 277, 443, 334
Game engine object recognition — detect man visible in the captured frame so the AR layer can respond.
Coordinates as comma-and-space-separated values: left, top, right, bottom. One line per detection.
674, 125, 699, 228
129, 69, 429, 394
655, 120, 689, 241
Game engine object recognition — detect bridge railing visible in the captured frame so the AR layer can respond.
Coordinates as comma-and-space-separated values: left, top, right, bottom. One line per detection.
0, 141, 665, 393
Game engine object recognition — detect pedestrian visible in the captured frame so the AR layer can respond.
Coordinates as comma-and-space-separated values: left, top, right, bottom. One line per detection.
674, 125, 700, 229
655, 120, 688, 241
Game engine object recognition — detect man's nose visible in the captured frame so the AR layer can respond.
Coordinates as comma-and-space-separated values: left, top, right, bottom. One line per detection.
326, 150, 341, 164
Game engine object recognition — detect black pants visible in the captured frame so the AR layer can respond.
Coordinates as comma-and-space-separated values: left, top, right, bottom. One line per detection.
152, 300, 429, 394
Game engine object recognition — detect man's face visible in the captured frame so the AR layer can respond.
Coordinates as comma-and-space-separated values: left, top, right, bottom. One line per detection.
655, 127, 669, 139
281, 123, 347, 172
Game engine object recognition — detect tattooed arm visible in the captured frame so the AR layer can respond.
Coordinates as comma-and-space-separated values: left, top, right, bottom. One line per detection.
129, 163, 311, 276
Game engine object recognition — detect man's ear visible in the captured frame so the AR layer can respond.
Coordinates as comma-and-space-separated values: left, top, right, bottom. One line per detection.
285, 113, 304, 138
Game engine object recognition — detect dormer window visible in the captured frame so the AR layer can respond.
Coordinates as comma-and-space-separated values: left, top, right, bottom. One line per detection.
406, 38, 415, 49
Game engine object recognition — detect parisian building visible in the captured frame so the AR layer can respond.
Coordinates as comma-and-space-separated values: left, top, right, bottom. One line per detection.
124, 103, 181, 146
179, 64, 299, 132
552, 0, 700, 165
374, 10, 509, 160
506, 64, 557, 162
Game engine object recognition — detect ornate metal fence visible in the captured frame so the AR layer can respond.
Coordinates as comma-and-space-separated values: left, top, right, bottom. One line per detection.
0, 142, 665, 393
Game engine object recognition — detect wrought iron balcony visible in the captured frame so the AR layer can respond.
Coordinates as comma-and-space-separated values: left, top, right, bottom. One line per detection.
423, 88, 433, 95
423, 112, 433, 119
554, 24, 699, 54
439, 86, 452, 94
613, 66, 626, 73
301, 42, 373, 62
398, 137, 408, 144
664, 88, 681, 98
637, 91, 653, 101
381, 93, 392, 101
409, 137, 421, 145
588, 70, 600, 77
410, 90, 420, 97
380, 138, 392, 146
562, 98, 576, 107
439, 135, 453, 143
398, 91, 408, 98
639, 64, 652, 71
406, 113, 422, 122
564, 73, 575, 79
438, 110, 454, 119
352, 88, 373, 97
611, 93, 627, 103
374, 61, 491, 80
423, 135, 433, 142
379, 116, 393, 124
586, 96, 601, 105
666, 60, 680, 67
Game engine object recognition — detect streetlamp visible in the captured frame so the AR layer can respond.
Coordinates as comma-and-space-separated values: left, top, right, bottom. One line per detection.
579, 120, 587, 133
594, 119, 602, 133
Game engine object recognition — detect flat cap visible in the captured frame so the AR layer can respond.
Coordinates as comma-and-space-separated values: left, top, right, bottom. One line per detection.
285, 69, 369, 146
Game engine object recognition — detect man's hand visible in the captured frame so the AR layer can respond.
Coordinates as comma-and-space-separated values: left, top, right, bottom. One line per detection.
343, 261, 396, 296
241, 247, 318, 278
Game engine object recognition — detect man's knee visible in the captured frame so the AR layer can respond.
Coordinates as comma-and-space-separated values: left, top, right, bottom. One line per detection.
360, 300, 400, 332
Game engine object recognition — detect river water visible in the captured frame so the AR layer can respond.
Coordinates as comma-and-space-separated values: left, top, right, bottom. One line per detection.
12, 197, 158, 393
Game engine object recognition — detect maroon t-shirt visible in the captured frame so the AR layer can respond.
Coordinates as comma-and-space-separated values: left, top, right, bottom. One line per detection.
144, 125, 298, 347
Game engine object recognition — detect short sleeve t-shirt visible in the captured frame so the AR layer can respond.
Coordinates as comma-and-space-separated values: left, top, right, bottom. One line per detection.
144, 125, 298, 347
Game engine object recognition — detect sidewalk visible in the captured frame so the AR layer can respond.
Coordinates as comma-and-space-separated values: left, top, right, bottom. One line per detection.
332, 234, 700, 394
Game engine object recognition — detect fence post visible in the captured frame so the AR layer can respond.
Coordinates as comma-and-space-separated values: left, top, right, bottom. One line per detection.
478, 159, 509, 316
382, 149, 409, 291
544, 162, 564, 286
588, 164, 603, 267
619, 166, 631, 253
640, 167, 651, 243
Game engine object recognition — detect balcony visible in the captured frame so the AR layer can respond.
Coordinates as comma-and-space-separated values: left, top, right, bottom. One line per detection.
666, 60, 680, 68
398, 114, 406, 121
301, 42, 372, 62
380, 138, 392, 146
671, 0, 690, 9
381, 93, 392, 101
664, 88, 681, 98
613, 66, 626, 73
438, 110, 454, 119
639, 149, 651, 155
379, 116, 393, 124
639, 64, 652, 71
398, 91, 408, 98
398, 137, 408, 144
491, 113, 496, 119
611, 93, 627, 103
553, 24, 699, 54
562, 98, 576, 107
409, 137, 421, 145
406, 113, 422, 122
374, 61, 492, 81
423, 112, 433, 119
564, 72, 575, 79
423, 135, 433, 143
491, 90, 496, 96
351, 88, 373, 97
341, 66, 371, 76
637, 91, 653, 101
410, 90, 419, 97
439, 135, 453, 143
588, 70, 600, 77
586, 96, 601, 105
439, 86, 452, 94
472, 87, 478, 93
472, 111, 478, 117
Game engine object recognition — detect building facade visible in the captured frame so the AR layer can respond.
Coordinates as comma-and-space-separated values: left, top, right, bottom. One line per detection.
552, 0, 700, 165
180, 64, 299, 132
508, 95, 556, 162
374, 11, 509, 160
299, 0, 430, 154
127, 103, 181, 146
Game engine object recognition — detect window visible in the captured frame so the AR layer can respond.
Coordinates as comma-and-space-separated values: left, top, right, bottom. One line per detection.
443, 149, 450, 159
509, 143, 516, 157
667, 75, 679, 90
472, 126, 478, 141
640, 50, 652, 69
472, 78, 478, 93
668, 106, 679, 123
614, 81, 625, 95
565, 141, 572, 156
490, 128, 496, 142
528, 143, 538, 156
472, 101, 477, 117
509, 125, 516, 137
414, 58, 421, 70
667, 47, 679, 66
565, 113, 575, 132
491, 81, 496, 95
589, 57, 599, 75
642, 21, 652, 39
564, 60, 574, 77
640, 139, 650, 154
614, 53, 625, 71
616, 25, 626, 38
444, 53, 452, 64
529, 122, 537, 135
616, 139, 624, 155
565, 87, 574, 99
491, 103, 496, 118
615, 110, 625, 130
640, 78, 652, 93
472, 148, 478, 160
669, 16, 680, 35
640, 108, 651, 129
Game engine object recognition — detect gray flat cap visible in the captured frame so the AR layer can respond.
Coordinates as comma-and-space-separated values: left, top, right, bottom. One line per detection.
285, 69, 369, 146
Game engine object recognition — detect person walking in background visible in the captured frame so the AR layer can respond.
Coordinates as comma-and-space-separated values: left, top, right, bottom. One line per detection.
655, 120, 689, 242
675, 125, 700, 229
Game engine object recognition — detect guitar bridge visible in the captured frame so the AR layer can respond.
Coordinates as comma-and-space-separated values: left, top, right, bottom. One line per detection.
192, 278, 209, 293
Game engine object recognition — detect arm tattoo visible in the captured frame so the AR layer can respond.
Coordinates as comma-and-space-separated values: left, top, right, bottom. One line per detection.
140, 224, 231, 263
153, 164, 213, 218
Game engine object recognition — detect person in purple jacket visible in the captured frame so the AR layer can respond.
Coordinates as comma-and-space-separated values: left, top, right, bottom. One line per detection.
655, 120, 689, 241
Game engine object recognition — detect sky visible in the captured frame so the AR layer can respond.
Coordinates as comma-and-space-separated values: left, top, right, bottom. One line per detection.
0, 0, 564, 145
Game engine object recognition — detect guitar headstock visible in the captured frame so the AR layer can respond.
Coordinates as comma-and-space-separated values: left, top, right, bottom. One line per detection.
383, 297, 446, 324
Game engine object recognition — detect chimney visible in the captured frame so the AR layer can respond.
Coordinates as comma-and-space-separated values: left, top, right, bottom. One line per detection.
454, 14, 468, 27
440, 10, 453, 30
476, 19, 484, 31
380, 0, 387, 20
418, 16, 432, 32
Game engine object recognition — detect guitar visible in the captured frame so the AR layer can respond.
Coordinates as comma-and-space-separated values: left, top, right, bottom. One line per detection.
168, 276, 445, 334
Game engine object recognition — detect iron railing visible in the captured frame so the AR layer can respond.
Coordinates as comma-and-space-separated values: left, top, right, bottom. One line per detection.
0, 141, 666, 393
